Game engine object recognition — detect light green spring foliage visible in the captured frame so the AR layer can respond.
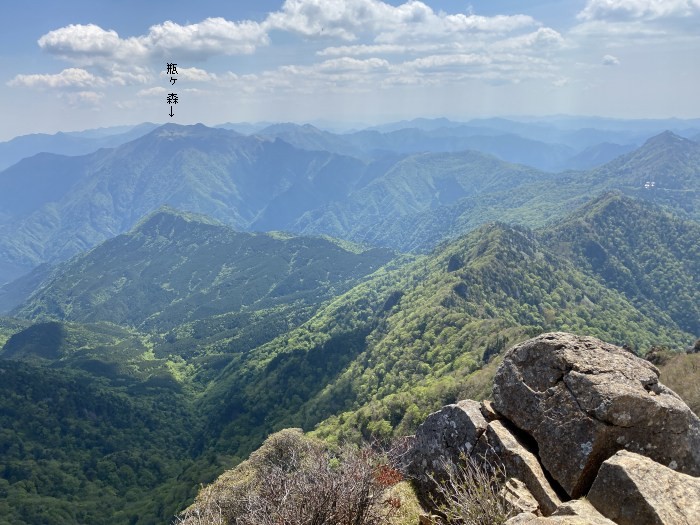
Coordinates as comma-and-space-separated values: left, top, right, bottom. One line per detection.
1, 193, 697, 524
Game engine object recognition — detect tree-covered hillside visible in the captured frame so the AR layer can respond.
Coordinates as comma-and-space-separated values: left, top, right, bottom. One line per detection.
14, 208, 393, 331
1, 136, 698, 524
1, 125, 698, 286
201, 220, 694, 457
544, 193, 700, 335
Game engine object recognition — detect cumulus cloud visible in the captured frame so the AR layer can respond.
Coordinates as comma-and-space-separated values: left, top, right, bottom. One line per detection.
8, 68, 105, 88
144, 18, 268, 58
602, 54, 620, 65
265, 0, 537, 42
494, 28, 565, 51
578, 0, 700, 21
37, 18, 268, 67
38, 24, 146, 64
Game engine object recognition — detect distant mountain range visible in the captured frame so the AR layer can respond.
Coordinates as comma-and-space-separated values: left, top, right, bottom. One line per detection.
1, 122, 699, 286
0, 123, 159, 172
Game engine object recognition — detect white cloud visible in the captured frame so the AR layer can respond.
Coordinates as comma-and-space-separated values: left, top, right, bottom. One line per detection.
264, 0, 537, 42
316, 57, 389, 72
37, 18, 268, 67
494, 28, 565, 51
578, 0, 700, 21
170, 67, 218, 82
143, 18, 268, 58
38, 24, 147, 65
137, 86, 167, 97
602, 54, 620, 65
8, 68, 105, 88
402, 54, 492, 72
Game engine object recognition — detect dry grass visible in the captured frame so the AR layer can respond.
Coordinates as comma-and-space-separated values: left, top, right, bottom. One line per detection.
176, 428, 422, 525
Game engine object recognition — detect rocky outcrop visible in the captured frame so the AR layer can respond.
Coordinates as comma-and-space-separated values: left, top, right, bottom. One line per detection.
588, 450, 700, 525
474, 420, 562, 515
404, 399, 487, 508
407, 332, 700, 523
493, 332, 700, 497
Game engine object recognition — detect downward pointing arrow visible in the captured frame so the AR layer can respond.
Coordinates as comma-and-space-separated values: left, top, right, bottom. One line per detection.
169, 106, 174, 117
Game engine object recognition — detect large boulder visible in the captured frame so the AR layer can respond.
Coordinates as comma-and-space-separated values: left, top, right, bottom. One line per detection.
405, 399, 487, 508
474, 420, 562, 515
493, 332, 700, 497
588, 450, 700, 525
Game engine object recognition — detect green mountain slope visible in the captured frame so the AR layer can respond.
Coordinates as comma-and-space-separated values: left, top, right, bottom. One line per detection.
583, 131, 700, 218
14, 208, 393, 332
0, 358, 202, 525
201, 221, 693, 455
293, 150, 556, 246
0, 124, 370, 282
348, 131, 700, 252
543, 193, 700, 335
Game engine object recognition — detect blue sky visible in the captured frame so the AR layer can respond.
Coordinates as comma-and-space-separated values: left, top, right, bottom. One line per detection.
1, 0, 699, 140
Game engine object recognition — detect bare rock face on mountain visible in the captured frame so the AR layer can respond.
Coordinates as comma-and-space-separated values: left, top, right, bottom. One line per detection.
588, 450, 700, 525
404, 399, 487, 508
493, 332, 700, 498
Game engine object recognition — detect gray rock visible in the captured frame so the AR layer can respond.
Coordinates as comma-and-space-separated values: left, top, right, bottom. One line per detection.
500, 478, 540, 515
474, 420, 562, 515
480, 400, 501, 422
405, 399, 488, 508
493, 332, 700, 497
505, 499, 615, 524
588, 450, 700, 525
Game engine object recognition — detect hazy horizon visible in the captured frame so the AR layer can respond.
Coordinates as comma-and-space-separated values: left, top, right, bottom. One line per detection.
2, 0, 700, 141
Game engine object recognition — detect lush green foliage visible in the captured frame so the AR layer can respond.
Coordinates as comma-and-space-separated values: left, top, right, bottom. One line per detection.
0, 360, 204, 525
202, 220, 694, 454
544, 193, 700, 335
1, 180, 698, 523
15, 208, 392, 331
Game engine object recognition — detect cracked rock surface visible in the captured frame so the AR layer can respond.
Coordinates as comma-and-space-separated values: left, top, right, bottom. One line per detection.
493, 332, 700, 498
404, 399, 487, 508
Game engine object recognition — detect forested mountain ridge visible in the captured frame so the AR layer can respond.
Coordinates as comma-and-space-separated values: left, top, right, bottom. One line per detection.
199, 218, 694, 456
544, 193, 700, 335
12, 207, 393, 331
1, 124, 698, 286
0, 124, 371, 282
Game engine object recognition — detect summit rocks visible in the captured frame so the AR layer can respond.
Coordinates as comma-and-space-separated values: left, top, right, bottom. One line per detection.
407, 332, 700, 523
493, 332, 700, 498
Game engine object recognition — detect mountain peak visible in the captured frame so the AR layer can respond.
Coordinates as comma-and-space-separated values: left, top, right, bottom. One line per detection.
131, 206, 224, 237
642, 130, 691, 149
148, 123, 241, 141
